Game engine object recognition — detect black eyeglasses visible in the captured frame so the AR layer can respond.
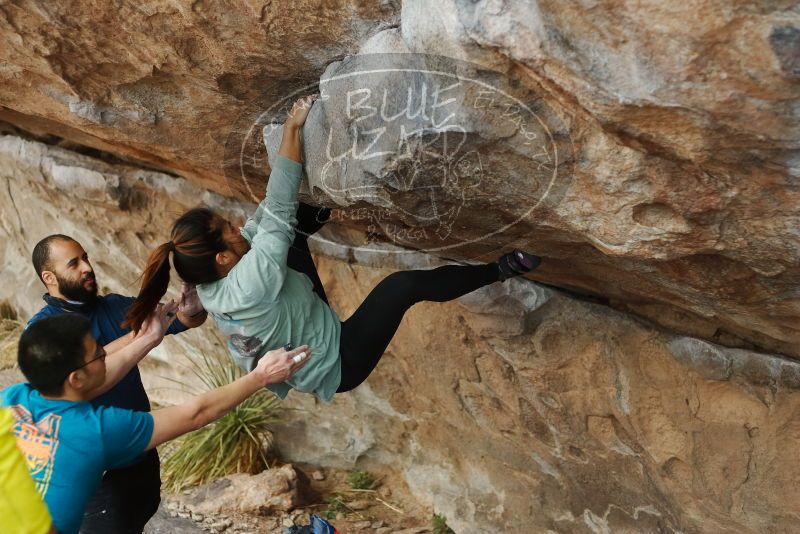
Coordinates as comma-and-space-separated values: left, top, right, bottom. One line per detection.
62, 347, 107, 382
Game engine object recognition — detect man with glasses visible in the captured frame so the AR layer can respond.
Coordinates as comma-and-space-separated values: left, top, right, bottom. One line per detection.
26, 234, 208, 533
2, 314, 310, 534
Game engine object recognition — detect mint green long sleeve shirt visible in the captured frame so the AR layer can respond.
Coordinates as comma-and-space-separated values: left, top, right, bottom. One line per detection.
196, 155, 342, 402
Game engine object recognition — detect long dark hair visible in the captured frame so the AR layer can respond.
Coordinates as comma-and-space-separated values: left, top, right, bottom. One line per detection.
123, 208, 229, 332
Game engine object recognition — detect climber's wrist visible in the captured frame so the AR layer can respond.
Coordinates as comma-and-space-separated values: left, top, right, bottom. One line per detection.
279, 122, 303, 163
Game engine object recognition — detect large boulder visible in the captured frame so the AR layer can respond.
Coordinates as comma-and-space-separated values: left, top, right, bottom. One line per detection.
1, 2, 800, 531
1, 133, 799, 533
274, 254, 800, 533
257, 1, 800, 359
1, 1, 798, 356
175, 464, 307, 515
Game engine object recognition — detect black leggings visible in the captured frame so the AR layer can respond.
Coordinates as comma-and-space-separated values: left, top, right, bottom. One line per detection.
336, 262, 499, 391
286, 216, 499, 393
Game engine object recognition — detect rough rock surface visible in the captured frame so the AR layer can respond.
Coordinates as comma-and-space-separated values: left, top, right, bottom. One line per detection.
1, 2, 798, 358
1, 2, 800, 532
0, 133, 234, 401
144, 506, 206, 534
175, 464, 306, 515
1, 134, 800, 532
276, 255, 800, 533
0, 0, 400, 194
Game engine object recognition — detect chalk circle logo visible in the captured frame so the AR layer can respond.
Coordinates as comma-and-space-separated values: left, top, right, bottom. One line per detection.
223, 54, 573, 257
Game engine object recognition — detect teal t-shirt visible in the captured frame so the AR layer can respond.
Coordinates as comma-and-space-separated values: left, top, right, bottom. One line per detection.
197, 155, 342, 402
1, 383, 154, 534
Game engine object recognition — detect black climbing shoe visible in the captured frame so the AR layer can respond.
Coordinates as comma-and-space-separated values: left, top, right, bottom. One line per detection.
497, 249, 541, 281
295, 202, 332, 236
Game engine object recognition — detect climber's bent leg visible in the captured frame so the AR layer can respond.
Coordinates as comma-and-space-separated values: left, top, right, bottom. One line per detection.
287, 236, 329, 304
295, 202, 331, 237
336, 263, 500, 392
286, 203, 332, 304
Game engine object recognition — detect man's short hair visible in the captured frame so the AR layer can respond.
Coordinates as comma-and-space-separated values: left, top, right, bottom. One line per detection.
18, 315, 92, 395
32, 234, 76, 283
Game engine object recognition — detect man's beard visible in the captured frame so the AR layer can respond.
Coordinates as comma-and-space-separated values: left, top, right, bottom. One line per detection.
56, 272, 98, 302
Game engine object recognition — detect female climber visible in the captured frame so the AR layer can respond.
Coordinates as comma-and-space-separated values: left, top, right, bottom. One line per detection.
124, 95, 541, 402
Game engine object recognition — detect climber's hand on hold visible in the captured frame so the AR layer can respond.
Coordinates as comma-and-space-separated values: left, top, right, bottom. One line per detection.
285, 95, 317, 130
177, 282, 206, 327
279, 95, 317, 163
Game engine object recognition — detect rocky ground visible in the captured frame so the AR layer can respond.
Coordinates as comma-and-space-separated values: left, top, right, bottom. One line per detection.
154, 463, 436, 534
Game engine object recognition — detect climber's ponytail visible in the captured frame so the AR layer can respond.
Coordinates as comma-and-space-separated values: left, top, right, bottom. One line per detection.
122, 242, 174, 332
123, 207, 232, 332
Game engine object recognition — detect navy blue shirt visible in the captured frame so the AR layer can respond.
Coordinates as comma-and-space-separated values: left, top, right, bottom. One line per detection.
27, 294, 188, 413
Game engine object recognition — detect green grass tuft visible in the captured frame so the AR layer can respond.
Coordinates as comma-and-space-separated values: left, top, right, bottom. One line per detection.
159, 347, 281, 492
433, 513, 455, 534
0, 302, 22, 370
347, 469, 375, 490
324, 493, 348, 519
0, 301, 17, 321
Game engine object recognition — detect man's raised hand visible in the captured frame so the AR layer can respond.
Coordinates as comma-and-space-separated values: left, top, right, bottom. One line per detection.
135, 300, 178, 346
252, 344, 312, 386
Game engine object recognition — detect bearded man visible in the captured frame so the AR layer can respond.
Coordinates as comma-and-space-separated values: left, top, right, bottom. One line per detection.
27, 234, 208, 533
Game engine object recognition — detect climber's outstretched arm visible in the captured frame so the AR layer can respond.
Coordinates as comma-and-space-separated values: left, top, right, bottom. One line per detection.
224, 96, 316, 302
240, 95, 317, 241
278, 95, 315, 162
